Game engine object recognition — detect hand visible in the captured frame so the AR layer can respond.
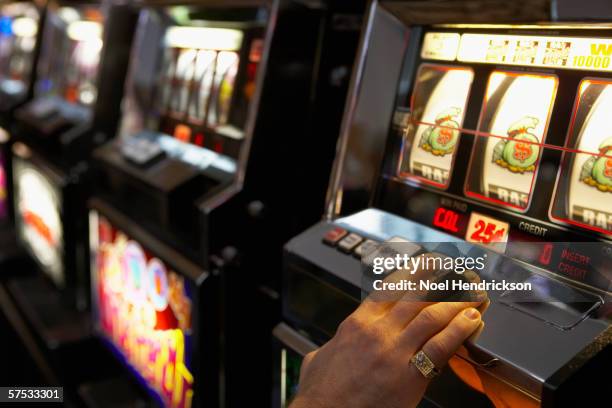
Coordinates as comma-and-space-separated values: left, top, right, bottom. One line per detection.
291, 298, 484, 408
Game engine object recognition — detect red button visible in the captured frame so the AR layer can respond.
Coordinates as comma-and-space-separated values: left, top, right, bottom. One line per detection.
323, 227, 348, 246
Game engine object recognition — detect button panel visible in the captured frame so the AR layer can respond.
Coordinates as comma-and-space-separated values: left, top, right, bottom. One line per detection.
338, 233, 363, 253
353, 239, 378, 258
322, 227, 348, 246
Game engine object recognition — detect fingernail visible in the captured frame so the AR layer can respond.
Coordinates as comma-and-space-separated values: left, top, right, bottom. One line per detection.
464, 308, 480, 320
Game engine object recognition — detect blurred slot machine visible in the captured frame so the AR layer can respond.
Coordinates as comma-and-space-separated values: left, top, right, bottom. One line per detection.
3, 0, 138, 390
279, 1, 611, 407
88, 0, 364, 406
0, 1, 43, 258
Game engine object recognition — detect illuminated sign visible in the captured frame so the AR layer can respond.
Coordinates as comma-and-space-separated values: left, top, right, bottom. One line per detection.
421, 32, 460, 61
422, 32, 612, 72
433, 207, 461, 233
0, 151, 6, 219
13, 157, 64, 286
90, 211, 194, 408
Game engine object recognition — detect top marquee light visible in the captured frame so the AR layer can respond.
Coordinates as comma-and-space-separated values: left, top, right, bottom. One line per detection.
421, 32, 612, 72
165, 26, 243, 51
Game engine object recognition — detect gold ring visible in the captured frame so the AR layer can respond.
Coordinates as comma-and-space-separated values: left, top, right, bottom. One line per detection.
410, 350, 440, 379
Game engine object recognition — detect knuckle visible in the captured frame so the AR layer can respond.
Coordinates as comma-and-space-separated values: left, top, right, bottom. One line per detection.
303, 351, 316, 365
417, 306, 442, 328
338, 314, 362, 333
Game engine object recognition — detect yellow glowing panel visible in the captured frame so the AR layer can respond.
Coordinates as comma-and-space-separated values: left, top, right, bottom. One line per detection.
165, 26, 243, 51
421, 32, 460, 61
457, 34, 612, 72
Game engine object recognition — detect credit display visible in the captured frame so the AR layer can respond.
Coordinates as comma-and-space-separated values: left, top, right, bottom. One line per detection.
13, 157, 64, 286
398, 64, 473, 188
551, 79, 612, 234
90, 211, 195, 408
465, 71, 557, 210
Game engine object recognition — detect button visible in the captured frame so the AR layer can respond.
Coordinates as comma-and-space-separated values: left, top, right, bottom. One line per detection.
322, 227, 347, 246
353, 239, 378, 258
338, 233, 363, 253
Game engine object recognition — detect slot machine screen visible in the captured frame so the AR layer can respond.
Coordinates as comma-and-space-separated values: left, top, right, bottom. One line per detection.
0, 151, 7, 220
373, 29, 612, 293
118, 6, 263, 160
89, 210, 195, 408
465, 71, 558, 210
398, 64, 474, 188
13, 155, 64, 286
551, 79, 612, 234
36, 6, 104, 106
0, 2, 39, 97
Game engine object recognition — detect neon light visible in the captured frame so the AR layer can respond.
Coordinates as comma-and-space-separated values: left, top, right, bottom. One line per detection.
94, 217, 194, 408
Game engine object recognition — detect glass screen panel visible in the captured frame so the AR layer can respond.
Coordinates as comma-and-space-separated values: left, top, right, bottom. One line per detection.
465, 71, 558, 211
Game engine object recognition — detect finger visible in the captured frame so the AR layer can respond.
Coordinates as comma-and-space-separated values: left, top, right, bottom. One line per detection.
360, 268, 420, 316
381, 294, 431, 330
420, 307, 482, 370
400, 302, 483, 352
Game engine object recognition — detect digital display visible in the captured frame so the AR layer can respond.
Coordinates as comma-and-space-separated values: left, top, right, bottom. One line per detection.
465, 212, 509, 251
0, 2, 39, 87
37, 7, 104, 106
422, 32, 612, 72
398, 64, 474, 188
551, 79, 612, 234
13, 157, 64, 286
465, 71, 557, 210
90, 211, 194, 408
0, 151, 7, 219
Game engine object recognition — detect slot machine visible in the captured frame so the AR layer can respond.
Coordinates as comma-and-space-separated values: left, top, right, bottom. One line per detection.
280, 1, 611, 407
3, 0, 137, 386
87, 0, 364, 406
0, 0, 43, 261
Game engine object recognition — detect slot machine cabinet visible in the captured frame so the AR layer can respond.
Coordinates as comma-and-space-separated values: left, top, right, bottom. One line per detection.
0, 1, 44, 262
0, 0, 138, 392
89, 0, 365, 406
280, 1, 612, 407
